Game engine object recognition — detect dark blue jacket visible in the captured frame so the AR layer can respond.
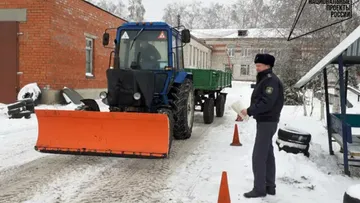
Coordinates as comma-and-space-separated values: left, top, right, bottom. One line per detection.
247, 68, 284, 122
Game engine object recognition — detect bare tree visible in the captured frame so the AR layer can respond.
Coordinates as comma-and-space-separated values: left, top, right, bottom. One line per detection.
87, 0, 128, 19
162, 1, 205, 29
128, 0, 146, 21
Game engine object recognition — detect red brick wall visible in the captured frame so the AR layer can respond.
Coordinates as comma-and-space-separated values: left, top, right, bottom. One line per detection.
49, 0, 126, 89
0, 0, 52, 89
1, 0, 126, 90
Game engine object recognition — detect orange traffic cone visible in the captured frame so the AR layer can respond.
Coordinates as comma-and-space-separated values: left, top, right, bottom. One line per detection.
230, 124, 242, 146
218, 171, 231, 203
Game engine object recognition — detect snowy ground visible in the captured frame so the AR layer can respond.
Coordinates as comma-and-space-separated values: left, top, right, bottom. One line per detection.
0, 81, 359, 203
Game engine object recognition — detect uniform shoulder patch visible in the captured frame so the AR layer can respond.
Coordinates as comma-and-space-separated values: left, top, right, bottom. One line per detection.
265, 86, 273, 94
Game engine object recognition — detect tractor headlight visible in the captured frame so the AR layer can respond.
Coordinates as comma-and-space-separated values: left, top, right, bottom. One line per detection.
133, 92, 141, 100
99, 91, 107, 99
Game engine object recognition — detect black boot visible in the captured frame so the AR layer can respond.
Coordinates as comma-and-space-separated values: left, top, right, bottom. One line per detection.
266, 186, 276, 195
243, 189, 266, 198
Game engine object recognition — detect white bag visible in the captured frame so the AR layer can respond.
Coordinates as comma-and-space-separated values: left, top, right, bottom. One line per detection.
231, 100, 249, 121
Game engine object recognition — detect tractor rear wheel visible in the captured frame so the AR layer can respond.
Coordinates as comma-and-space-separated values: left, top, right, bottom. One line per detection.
170, 78, 195, 140
157, 108, 174, 152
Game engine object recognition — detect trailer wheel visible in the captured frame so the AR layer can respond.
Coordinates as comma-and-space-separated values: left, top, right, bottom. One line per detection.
158, 108, 174, 153
203, 98, 214, 124
216, 94, 225, 117
170, 78, 195, 140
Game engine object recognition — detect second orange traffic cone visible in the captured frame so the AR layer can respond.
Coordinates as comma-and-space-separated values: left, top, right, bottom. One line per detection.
230, 124, 242, 146
218, 171, 231, 203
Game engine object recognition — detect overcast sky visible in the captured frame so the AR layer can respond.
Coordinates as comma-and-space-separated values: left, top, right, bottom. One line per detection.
141, 0, 236, 21
129, 0, 235, 21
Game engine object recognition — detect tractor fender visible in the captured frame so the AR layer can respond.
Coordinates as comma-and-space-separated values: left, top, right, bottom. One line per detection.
174, 71, 193, 84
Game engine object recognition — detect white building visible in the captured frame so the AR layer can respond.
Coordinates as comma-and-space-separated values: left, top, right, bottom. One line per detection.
189, 28, 297, 81
184, 35, 212, 69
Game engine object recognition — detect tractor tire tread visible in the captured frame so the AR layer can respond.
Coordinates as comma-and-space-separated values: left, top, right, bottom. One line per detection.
216, 94, 225, 117
169, 78, 194, 140
203, 98, 214, 124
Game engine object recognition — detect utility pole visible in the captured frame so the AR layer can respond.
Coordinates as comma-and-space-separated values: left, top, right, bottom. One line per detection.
177, 14, 181, 27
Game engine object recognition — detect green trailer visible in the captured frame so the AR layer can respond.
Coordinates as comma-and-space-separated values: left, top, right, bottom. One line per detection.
184, 68, 232, 124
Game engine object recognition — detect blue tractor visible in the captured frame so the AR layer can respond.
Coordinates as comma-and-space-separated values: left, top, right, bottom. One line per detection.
34, 22, 196, 158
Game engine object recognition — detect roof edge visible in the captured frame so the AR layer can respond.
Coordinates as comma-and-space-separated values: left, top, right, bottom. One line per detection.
190, 34, 212, 50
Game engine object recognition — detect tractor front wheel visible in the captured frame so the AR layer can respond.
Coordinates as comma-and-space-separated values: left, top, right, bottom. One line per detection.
170, 78, 195, 140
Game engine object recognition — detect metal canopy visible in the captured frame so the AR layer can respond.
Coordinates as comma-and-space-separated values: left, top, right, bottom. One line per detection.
294, 25, 360, 89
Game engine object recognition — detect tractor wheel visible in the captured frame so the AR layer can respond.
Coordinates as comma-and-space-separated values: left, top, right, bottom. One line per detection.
170, 78, 195, 140
216, 94, 225, 117
157, 108, 174, 153
203, 98, 214, 124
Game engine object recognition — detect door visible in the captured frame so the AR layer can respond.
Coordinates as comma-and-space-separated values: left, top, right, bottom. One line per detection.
0, 22, 19, 104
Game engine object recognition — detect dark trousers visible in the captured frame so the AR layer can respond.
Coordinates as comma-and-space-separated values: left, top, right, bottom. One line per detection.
252, 122, 278, 193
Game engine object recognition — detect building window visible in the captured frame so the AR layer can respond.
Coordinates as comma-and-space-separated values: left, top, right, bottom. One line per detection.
227, 44, 235, 57
224, 63, 233, 73
240, 65, 250, 75
189, 45, 192, 66
192, 47, 196, 66
203, 52, 206, 68
197, 49, 200, 67
292, 48, 302, 60
251, 49, 261, 57
86, 37, 94, 77
198, 51, 201, 68
241, 48, 248, 57
202, 51, 205, 68
205, 52, 207, 68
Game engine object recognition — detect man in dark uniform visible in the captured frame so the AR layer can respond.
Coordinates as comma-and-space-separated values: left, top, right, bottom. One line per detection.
241, 53, 284, 198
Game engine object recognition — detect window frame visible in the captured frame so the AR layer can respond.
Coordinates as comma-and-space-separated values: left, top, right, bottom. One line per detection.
85, 37, 94, 78
240, 64, 250, 75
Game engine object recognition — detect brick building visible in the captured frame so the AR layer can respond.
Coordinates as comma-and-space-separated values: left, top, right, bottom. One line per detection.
0, 0, 127, 104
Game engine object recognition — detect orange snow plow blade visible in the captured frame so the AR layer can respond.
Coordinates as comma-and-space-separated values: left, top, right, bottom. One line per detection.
34, 109, 170, 158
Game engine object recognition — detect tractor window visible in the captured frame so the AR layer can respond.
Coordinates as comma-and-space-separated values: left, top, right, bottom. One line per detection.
172, 32, 184, 69
117, 30, 169, 70
172, 34, 177, 69
177, 36, 184, 69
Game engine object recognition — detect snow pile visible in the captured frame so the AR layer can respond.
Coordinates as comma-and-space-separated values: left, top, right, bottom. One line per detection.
35, 99, 109, 112
0, 103, 7, 117
346, 184, 360, 199
17, 83, 41, 101
280, 123, 311, 135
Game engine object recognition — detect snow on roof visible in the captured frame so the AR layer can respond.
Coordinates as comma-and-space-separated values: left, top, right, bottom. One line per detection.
190, 28, 291, 39
294, 25, 360, 88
